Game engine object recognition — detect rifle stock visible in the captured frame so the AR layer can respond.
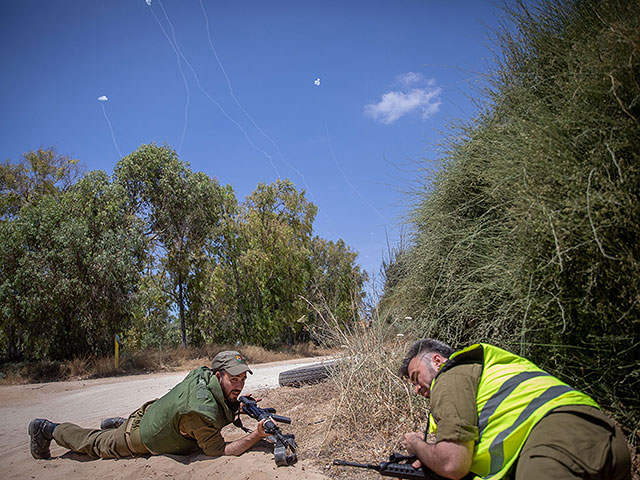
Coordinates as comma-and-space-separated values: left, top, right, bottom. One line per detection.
333, 453, 448, 480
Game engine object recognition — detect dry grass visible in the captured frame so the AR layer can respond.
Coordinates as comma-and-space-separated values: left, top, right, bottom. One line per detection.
63, 355, 92, 377
0, 342, 335, 385
262, 372, 640, 480
290, 308, 432, 476
258, 382, 393, 480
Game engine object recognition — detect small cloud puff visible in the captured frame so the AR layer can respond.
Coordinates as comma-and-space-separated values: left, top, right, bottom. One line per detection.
364, 73, 441, 125
314, 78, 321, 86
395, 72, 423, 87
97, 95, 108, 101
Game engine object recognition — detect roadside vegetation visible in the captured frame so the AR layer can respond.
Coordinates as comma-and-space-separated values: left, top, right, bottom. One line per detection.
0, 342, 334, 385
325, 0, 640, 475
1, 0, 637, 477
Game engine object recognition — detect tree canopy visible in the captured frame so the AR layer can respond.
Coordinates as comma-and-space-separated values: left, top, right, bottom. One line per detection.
1, 144, 367, 360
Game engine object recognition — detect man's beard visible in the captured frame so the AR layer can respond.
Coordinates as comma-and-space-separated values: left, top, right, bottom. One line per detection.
226, 397, 240, 412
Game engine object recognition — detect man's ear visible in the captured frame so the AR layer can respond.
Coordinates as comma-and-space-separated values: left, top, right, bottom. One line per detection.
432, 353, 445, 369
215, 371, 221, 381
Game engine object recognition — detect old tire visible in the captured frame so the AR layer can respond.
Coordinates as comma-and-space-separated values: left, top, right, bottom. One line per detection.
278, 360, 339, 387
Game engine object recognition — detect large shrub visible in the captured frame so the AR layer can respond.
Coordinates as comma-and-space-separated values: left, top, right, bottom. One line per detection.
385, 0, 639, 435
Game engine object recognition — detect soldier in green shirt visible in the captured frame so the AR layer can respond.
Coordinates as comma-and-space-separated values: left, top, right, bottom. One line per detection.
398, 339, 631, 480
28, 351, 271, 460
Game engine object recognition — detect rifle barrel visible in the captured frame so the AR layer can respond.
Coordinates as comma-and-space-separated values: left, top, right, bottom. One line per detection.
333, 459, 380, 470
270, 414, 291, 424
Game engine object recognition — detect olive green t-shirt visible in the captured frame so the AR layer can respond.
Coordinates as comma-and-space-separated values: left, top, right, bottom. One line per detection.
429, 362, 482, 443
178, 412, 227, 456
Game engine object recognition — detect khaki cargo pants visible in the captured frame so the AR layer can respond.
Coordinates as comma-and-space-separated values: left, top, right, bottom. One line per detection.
514, 406, 631, 480
52, 401, 153, 459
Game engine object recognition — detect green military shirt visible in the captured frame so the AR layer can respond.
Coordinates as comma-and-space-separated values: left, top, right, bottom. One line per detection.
139, 366, 235, 455
430, 362, 482, 443
178, 412, 227, 456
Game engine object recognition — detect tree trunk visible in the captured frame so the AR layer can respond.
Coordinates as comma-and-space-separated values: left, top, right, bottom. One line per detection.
231, 261, 250, 340
6, 323, 23, 361
178, 280, 187, 347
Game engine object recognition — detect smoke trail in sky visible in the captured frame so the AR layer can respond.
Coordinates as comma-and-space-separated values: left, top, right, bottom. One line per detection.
147, 0, 280, 178
324, 120, 385, 222
148, 0, 340, 239
147, 0, 189, 154
196, 0, 344, 239
198, 0, 315, 199
99, 98, 123, 158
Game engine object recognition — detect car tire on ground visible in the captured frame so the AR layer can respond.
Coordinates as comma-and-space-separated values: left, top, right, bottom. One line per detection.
278, 360, 339, 387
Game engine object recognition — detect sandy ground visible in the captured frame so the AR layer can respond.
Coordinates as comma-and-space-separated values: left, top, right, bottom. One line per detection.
0, 357, 338, 480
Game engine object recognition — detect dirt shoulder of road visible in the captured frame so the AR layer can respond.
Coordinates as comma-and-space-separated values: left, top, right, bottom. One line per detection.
0, 357, 360, 480
4, 359, 635, 480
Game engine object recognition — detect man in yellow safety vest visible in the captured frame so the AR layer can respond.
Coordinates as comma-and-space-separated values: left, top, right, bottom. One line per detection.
399, 339, 631, 480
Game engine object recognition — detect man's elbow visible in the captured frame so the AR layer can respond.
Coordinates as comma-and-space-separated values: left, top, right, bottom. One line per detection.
438, 457, 472, 480
435, 445, 473, 479
220, 444, 239, 456
445, 468, 471, 480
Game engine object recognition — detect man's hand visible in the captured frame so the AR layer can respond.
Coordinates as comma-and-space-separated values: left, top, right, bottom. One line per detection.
403, 431, 425, 468
255, 418, 273, 439
403, 431, 424, 453
223, 417, 273, 456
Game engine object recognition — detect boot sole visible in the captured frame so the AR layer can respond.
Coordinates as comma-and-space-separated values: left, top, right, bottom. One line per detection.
28, 419, 51, 459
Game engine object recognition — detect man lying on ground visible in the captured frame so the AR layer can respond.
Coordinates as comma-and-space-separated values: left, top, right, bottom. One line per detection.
29, 350, 270, 459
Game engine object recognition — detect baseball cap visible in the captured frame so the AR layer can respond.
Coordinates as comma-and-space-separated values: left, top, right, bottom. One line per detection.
212, 350, 253, 375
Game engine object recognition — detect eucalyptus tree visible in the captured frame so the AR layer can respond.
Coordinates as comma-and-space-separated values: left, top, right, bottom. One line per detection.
235, 179, 317, 345
114, 143, 225, 347
306, 237, 367, 336
0, 171, 146, 360
0, 147, 83, 220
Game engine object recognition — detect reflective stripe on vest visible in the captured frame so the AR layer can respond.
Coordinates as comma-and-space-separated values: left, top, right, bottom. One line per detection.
478, 371, 551, 439
486, 383, 573, 474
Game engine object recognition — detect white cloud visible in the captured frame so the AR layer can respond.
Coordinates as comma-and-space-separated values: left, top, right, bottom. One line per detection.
97, 95, 108, 101
395, 72, 423, 87
364, 86, 441, 125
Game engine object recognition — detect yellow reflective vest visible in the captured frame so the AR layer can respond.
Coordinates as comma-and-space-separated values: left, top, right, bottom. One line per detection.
427, 344, 599, 479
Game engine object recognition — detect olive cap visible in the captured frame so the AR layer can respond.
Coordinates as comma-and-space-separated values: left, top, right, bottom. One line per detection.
212, 350, 253, 375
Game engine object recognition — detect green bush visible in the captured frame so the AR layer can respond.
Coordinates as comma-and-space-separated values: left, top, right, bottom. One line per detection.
384, 0, 639, 438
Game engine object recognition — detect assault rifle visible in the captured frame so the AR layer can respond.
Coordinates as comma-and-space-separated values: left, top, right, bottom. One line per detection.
333, 453, 447, 479
238, 395, 297, 466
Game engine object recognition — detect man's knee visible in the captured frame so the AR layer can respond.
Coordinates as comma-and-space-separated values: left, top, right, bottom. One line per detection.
92, 421, 136, 458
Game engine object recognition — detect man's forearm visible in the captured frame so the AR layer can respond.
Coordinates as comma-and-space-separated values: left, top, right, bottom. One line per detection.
404, 432, 474, 480
223, 429, 265, 456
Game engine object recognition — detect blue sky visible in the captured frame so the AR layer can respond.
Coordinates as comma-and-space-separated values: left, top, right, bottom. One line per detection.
1, 0, 503, 285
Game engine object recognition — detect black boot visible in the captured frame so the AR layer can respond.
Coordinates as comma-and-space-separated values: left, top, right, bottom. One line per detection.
28, 418, 58, 459
100, 417, 126, 430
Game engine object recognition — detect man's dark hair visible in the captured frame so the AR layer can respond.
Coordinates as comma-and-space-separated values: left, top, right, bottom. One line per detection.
398, 338, 454, 378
